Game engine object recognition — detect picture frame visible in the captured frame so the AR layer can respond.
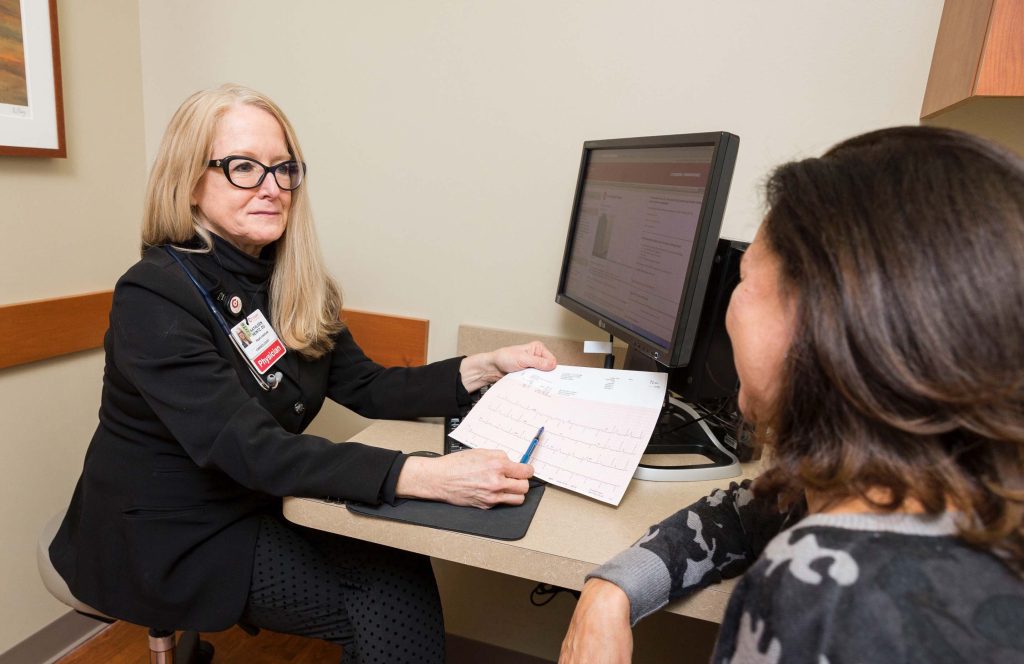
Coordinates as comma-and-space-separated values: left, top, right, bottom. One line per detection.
0, 0, 65, 157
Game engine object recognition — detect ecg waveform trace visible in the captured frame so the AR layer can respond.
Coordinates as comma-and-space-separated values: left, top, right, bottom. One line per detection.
451, 367, 667, 505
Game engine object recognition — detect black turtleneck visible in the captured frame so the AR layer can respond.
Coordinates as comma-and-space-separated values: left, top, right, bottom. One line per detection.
209, 233, 276, 286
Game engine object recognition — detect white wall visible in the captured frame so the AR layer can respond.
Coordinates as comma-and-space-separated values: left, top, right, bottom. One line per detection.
139, 0, 945, 362
0, 0, 146, 654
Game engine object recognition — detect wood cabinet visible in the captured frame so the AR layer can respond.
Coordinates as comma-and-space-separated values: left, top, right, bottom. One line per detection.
921, 0, 1024, 119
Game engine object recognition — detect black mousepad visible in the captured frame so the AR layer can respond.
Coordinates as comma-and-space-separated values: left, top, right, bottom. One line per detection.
346, 480, 545, 541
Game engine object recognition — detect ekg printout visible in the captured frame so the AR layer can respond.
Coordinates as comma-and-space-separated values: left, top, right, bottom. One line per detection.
449, 365, 668, 505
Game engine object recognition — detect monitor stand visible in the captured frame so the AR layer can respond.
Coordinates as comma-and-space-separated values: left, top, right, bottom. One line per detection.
622, 351, 741, 482
633, 395, 740, 481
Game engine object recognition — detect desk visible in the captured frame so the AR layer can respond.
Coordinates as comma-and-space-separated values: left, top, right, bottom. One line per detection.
283, 418, 760, 624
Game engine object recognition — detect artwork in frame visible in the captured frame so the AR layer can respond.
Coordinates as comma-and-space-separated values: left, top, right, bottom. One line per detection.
0, 0, 64, 157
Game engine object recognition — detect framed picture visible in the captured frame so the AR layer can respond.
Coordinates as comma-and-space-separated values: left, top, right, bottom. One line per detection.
0, 0, 65, 157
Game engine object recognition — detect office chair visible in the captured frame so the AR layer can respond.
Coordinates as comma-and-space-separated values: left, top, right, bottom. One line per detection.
38, 510, 216, 664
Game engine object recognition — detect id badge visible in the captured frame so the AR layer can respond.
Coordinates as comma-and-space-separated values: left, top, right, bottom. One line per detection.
231, 309, 286, 374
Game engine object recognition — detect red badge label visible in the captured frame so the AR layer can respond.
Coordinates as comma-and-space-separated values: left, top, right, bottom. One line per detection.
231, 309, 286, 374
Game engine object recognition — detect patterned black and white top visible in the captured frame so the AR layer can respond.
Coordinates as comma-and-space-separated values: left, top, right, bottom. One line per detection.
589, 481, 1024, 663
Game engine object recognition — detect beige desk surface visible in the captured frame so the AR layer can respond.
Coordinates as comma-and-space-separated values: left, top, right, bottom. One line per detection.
283, 419, 760, 624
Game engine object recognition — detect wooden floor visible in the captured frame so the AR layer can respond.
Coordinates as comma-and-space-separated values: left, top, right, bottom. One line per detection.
57, 621, 342, 663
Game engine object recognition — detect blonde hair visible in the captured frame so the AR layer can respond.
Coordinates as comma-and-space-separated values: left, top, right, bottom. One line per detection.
142, 84, 343, 359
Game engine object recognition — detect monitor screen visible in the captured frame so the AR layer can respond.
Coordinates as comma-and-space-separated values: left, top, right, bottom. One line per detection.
555, 132, 739, 368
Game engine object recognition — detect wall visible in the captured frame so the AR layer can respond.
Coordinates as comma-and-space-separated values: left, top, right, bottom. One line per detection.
0, 0, 146, 654
138, 0, 946, 362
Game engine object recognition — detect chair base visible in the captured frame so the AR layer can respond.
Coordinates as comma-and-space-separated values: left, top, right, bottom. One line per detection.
148, 629, 214, 664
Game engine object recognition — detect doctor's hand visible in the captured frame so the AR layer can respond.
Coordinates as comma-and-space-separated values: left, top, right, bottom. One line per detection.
396, 448, 534, 509
560, 578, 633, 664
459, 341, 557, 393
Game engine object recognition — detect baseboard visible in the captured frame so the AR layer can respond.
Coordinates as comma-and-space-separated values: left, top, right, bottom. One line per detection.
0, 610, 108, 664
447, 634, 555, 664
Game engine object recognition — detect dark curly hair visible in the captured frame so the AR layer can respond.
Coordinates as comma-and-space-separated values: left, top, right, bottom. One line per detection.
754, 126, 1024, 575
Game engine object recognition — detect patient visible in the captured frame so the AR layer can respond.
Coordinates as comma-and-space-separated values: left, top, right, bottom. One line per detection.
560, 126, 1024, 663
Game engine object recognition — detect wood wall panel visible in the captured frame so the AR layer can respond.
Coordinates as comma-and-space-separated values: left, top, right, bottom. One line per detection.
342, 309, 429, 367
0, 291, 113, 370
0, 291, 428, 370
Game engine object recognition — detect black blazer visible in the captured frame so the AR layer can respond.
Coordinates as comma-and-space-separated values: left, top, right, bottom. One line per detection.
50, 240, 464, 631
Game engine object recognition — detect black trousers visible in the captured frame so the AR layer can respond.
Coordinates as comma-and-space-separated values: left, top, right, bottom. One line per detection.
241, 514, 445, 664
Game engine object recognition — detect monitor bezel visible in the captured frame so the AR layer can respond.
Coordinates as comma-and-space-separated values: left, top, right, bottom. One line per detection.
554, 131, 739, 368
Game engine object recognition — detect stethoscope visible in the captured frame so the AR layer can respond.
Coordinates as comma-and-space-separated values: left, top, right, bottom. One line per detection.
164, 246, 283, 391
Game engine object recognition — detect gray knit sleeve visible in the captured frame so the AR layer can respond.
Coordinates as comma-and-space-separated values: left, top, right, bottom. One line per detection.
587, 480, 798, 625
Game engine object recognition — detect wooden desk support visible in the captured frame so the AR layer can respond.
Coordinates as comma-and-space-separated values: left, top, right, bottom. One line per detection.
283, 419, 759, 624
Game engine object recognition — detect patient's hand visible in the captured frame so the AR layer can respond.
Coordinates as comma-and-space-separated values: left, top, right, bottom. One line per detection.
560, 578, 632, 664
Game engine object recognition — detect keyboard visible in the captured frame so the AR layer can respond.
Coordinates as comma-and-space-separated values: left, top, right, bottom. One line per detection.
443, 385, 488, 454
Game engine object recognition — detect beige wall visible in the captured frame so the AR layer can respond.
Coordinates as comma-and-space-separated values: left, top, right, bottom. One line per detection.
138, 0, 946, 362
0, 0, 146, 654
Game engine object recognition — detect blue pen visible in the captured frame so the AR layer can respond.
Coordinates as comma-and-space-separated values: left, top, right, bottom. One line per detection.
520, 426, 545, 464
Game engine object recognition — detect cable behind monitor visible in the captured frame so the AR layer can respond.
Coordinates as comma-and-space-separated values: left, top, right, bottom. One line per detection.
633, 396, 741, 482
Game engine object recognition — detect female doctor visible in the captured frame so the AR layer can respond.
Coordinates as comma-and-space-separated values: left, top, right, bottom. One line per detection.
49, 83, 556, 664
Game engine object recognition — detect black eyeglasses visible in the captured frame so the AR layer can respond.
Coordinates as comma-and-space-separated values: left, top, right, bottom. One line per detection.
207, 156, 306, 191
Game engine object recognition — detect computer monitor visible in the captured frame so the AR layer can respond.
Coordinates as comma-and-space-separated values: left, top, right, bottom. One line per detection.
554, 132, 744, 481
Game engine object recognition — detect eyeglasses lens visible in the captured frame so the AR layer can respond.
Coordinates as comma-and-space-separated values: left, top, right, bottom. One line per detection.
275, 161, 303, 190
226, 157, 303, 190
